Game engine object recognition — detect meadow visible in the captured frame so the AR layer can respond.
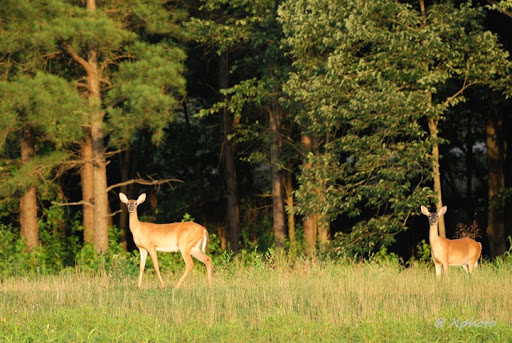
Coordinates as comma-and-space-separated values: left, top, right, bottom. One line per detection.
1, 256, 511, 342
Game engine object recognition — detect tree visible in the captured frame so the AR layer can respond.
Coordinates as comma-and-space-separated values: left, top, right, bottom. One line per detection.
0, 74, 83, 249
485, 0, 512, 258
0, 0, 84, 250
30, 0, 187, 252
189, 0, 298, 250
279, 0, 510, 255
187, 0, 260, 252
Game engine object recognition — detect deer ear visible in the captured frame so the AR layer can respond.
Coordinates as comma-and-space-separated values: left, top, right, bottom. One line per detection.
420, 206, 430, 216
137, 193, 146, 205
119, 193, 129, 204
438, 206, 447, 216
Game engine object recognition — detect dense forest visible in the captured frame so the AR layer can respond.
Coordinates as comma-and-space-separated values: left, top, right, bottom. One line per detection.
1, 0, 512, 272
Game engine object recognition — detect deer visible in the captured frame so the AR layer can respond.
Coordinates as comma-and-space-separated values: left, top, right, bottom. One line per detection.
421, 205, 482, 279
119, 193, 212, 289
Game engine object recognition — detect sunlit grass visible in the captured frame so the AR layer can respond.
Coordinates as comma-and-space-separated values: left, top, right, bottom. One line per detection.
1, 259, 511, 342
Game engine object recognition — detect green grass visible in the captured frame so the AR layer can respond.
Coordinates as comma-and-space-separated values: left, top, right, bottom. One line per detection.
1, 259, 511, 342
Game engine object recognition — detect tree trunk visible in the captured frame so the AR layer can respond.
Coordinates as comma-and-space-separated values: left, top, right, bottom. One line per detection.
317, 214, 330, 252
81, 135, 94, 244
87, 0, 109, 253
285, 170, 296, 245
269, 105, 286, 248
486, 107, 506, 258
301, 134, 317, 255
304, 215, 317, 256
91, 117, 109, 253
119, 148, 131, 250
505, 112, 512, 247
428, 117, 446, 238
219, 52, 240, 252
464, 114, 474, 214
420, 2, 445, 237
148, 187, 158, 214
19, 128, 39, 250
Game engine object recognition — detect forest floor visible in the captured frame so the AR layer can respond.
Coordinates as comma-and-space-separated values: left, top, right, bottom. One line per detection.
1, 259, 511, 342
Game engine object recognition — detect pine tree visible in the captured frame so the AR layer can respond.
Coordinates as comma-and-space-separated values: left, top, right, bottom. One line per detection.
1, 0, 187, 252
0, 73, 83, 249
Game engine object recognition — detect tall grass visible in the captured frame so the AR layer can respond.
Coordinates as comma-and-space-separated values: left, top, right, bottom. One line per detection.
1, 257, 511, 342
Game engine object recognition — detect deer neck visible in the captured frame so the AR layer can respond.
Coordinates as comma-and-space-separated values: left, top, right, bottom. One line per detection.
429, 224, 440, 244
128, 211, 141, 232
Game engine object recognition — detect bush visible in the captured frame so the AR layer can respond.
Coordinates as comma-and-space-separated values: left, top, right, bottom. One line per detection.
0, 225, 30, 279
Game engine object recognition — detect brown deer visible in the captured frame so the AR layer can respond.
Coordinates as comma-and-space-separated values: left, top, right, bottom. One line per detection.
421, 206, 481, 279
120, 193, 212, 289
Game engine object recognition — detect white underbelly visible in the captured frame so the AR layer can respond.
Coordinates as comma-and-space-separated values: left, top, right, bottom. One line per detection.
156, 246, 180, 253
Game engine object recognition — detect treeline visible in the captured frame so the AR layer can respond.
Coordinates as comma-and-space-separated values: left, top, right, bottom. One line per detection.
1, 0, 512, 266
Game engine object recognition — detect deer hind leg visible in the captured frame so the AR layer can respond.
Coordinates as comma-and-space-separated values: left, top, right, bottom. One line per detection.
175, 249, 194, 289
468, 259, 477, 273
442, 263, 449, 278
138, 248, 148, 289
191, 248, 213, 286
148, 248, 165, 289
462, 264, 469, 275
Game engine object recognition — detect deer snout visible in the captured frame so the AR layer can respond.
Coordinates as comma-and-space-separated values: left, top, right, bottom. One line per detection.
127, 202, 137, 212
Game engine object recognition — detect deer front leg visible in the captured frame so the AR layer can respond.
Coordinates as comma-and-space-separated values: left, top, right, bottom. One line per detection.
138, 248, 148, 289
434, 262, 442, 280
148, 248, 165, 289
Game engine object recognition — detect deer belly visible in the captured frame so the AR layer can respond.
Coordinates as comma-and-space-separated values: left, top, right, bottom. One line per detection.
156, 246, 180, 253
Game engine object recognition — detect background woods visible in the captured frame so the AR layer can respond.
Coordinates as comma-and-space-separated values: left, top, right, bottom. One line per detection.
1, 0, 512, 270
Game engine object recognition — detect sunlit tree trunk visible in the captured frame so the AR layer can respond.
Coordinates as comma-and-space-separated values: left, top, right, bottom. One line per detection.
81, 135, 94, 244
420, 1, 445, 237
317, 214, 330, 252
19, 128, 39, 250
269, 104, 286, 248
87, 0, 109, 253
428, 116, 446, 238
285, 170, 296, 245
301, 134, 317, 255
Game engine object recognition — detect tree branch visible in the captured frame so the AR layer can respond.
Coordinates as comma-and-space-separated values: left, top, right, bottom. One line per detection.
442, 61, 481, 108
486, 0, 512, 19
52, 177, 182, 207
106, 177, 183, 193
52, 200, 94, 207
100, 54, 135, 75
76, 82, 93, 93
60, 41, 93, 75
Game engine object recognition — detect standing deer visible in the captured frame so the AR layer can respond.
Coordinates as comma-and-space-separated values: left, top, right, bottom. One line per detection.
421, 206, 482, 279
120, 193, 212, 289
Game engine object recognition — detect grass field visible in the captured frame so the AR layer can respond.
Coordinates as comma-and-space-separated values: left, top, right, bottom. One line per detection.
1, 258, 511, 342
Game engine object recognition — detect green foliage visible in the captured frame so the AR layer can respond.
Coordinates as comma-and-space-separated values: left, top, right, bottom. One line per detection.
107, 42, 186, 147
415, 239, 432, 264
181, 213, 195, 222
279, 0, 510, 254
368, 246, 401, 266
0, 225, 30, 280
76, 225, 137, 276
0, 72, 84, 199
